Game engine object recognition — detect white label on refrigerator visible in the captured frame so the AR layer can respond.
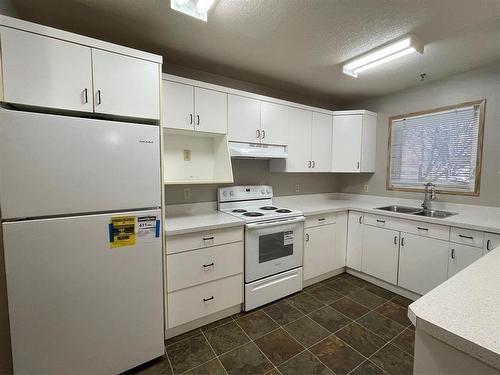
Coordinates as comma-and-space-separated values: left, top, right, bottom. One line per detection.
137, 215, 157, 241
284, 230, 294, 245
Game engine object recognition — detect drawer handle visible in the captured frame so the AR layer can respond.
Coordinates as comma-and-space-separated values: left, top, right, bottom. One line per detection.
203, 296, 214, 302
203, 236, 214, 241
451, 248, 455, 259
318, 218, 326, 222
203, 262, 214, 268
417, 227, 429, 231
376, 219, 386, 224
459, 234, 474, 240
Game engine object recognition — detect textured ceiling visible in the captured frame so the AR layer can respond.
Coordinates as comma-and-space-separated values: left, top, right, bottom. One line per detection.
1, 0, 499, 104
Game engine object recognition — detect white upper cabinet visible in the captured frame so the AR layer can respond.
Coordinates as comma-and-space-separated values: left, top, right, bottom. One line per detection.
194, 87, 227, 134
0, 27, 93, 113
260, 101, 288, 145
92, 49, 160, 120
163, 81, 194, 131
283, 108, 312, 172
311, 112, 333, 172
332, 112, 377, 172
228, 95, 261, 142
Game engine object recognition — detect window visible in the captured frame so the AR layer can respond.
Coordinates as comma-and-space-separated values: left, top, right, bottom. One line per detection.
387, 100, 485, 195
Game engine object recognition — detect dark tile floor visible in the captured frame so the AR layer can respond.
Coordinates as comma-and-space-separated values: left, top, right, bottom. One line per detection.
131, 273, 416, 375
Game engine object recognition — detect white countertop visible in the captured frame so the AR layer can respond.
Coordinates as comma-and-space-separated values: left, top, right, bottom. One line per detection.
165, 193, 500, 236
165, 202, 244, 236
408, 247, 500, 369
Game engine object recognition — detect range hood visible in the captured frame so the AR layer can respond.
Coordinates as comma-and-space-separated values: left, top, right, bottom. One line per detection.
229, 142, 288, 159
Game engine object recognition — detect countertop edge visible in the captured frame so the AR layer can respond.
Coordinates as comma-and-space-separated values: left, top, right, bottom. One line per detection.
165, 220, 245, 236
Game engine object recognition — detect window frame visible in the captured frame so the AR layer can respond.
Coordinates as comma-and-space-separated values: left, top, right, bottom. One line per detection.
386, 99, 486, 196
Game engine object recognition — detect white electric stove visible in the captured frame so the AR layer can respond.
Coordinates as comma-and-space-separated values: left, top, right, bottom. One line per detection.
218, 185, 304, 311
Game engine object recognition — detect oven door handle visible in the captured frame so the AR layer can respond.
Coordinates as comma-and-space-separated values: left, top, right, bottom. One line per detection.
246, 216, 305, 230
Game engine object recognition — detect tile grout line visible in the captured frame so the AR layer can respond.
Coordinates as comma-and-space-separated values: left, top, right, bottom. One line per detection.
199, 327, 229, 375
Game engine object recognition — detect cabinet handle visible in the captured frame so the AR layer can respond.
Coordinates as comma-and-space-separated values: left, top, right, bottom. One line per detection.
394, 236, 398, 245
203, 236, 214, 241
376, 219, 385, 224
451, 248, 455, 259
96, 90, 102, 105
203, 296, 214, 302
401, 237, 405, 246
189, 114, 193, 124
261, 129, 266, 139
83, 88, 88, 104
459, 234, 473, 240
486, 239, 491, 251
256, 129, 261, 139
308, 161, 312, 168
357, 161, 360, 169
318, 218, 325, 222
358, 216, 362, 224
417, 227, 429, 231
203, 262, 214, 268
305, 233, 309, 242
312, 160, 316, 168
196, 115, 200, 125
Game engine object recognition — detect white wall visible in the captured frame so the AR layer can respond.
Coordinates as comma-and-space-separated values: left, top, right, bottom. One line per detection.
338, 64, 500, 207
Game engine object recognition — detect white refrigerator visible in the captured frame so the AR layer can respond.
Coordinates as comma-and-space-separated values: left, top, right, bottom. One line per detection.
0, 109, 165, 374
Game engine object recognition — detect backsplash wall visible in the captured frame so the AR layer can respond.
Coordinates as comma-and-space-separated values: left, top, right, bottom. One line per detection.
165, 159, 339, 205
338, 63, 500, 207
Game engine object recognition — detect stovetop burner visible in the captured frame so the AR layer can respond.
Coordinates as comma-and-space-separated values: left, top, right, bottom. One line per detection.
276, 209, 292, 213
260, 206, 278, 210
232, 209, 247, 213
243, 212, 264, 217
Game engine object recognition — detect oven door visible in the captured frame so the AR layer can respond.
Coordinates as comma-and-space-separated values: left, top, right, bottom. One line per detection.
245, 216, 304, 283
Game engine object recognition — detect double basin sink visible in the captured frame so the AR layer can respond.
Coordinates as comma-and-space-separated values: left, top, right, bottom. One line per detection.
375, 205, 457, 219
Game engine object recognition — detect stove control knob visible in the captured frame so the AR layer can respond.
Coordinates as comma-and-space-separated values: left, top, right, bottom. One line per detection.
229, 191, 234, 196
261, 189, 265, 194
266, 189, 271, 194
223, 191, 227, 197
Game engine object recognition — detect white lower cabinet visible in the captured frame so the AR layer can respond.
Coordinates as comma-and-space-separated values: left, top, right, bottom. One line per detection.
347, 211, 364, 271
398, 233, 449, 295
484, 233, 500, 255
304, 223, 336, 281
362, 225, 399, 284
448, 243, 483, 278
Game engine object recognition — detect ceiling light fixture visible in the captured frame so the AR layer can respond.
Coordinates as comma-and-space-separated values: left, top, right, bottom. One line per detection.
343, 34, 424, 78
170, 0, 216, 22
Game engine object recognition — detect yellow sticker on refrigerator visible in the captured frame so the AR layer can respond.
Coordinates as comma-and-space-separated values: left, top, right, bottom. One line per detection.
110, 216, 136, 248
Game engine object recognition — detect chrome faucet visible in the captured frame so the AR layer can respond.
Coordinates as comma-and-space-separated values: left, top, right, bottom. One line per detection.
422, 182, 436, 211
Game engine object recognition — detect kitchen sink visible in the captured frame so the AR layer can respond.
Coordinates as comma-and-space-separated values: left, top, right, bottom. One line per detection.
413, 210, 457, 218
376, 205, 423, 214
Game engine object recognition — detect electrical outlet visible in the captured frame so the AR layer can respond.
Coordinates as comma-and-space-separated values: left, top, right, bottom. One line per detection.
183, 149, 191, 161
364, 184, 369, 193
295, 184, 300, 193
183, 188, 191, 200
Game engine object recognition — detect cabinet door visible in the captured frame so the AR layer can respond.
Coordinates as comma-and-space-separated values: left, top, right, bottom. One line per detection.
332, 115, 362, 172
347, 212, 364, 271
260, 101, 288, 145
304, 224, 336, 281
227, 95, 261, 143
398, 233, 449, 295
484, 233, 500, 255
163, 81, 194, 130
311, 112, 333, 172
0, 27, 93, 112
362, 225, 399, 284
194, 87, 227, 134
286, 108, 312, 172
92, 49, 160, 119
448, 244, 482, 278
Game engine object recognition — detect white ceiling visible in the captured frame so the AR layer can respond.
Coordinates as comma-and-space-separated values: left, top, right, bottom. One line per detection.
2, 0, 500, 104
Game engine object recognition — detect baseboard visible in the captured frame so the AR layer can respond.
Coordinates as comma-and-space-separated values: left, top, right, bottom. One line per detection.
346, 268, 421, 301
303, 267, 345, 287
165, 304, 242, 339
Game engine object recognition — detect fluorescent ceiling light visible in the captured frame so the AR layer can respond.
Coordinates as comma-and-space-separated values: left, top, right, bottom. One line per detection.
171, 0, 216, 22
343, 34, 423, 78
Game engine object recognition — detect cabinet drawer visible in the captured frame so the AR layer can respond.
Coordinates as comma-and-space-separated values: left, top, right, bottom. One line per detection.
167, 242, 243, 292
363, 213, 397, 230
305, 213, 336, 228
397, 220, 449, 241
450, 227, 484, 248
167, 274, 243, 328
166, 226, 243, 254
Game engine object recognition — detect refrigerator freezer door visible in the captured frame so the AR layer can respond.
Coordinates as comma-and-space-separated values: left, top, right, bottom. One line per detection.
0, 109, 161, 219
3, 209, 164, 374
